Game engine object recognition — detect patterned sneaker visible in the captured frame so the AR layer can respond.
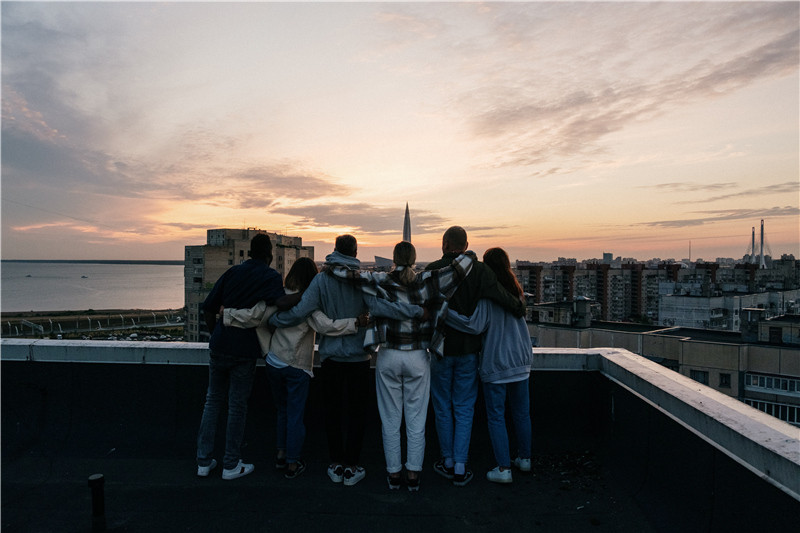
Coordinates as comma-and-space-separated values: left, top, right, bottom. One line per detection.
513, 457, 531, 472
327, 464, 344, 483
452, 469, 473, 487
197, 459, 217, 477
343, 466, 366, 486
284, 460, 306, 479
433, 459, 454, 480
486, 466, 513, 484
222, 460, 254, 480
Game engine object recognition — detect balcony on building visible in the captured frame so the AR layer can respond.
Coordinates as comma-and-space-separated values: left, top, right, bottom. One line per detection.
2, 339, 798, 531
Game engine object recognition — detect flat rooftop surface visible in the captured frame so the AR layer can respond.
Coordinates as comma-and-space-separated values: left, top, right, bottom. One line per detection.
2, 362, 655, 533
3, 445, 654, 533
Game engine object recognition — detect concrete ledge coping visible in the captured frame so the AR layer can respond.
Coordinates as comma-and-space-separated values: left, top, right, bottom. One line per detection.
534, 347, 800, 502
3, 339, 799, 501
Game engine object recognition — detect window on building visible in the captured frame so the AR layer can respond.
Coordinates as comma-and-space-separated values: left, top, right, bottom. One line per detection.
719, 373, 731, 388
690, 370, 709, 385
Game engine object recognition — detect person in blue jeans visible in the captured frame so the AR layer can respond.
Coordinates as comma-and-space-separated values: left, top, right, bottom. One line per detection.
425, 227, 526, 486
196, 234, 285, 480
223, 257, 368, 479
444, 247, 532, 484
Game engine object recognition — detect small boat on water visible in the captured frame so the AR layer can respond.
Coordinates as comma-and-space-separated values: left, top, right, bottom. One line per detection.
81, 275, 88, 278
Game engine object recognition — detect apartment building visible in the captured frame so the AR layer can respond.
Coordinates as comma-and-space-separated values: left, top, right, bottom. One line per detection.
516, 257, 800, 328
184, 228, 314, 342
531, 315, 800, 427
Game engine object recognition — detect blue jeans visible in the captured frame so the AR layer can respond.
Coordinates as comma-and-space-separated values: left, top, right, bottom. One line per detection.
196, 352, 257, 470
483, 379, 532, 468
266, 364, 311, 463
430, 353, 479, 464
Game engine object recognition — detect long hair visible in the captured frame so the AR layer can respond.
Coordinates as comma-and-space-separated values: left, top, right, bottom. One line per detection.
483, 247, 523, 299
391, 241, 417, 286
284, 257, 319, 292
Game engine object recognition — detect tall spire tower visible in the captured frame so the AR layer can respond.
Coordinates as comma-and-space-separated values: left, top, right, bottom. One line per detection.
403, 203, 411, 242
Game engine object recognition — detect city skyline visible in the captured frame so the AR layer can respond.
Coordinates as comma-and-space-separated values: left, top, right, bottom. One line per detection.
2, 2, 798, 263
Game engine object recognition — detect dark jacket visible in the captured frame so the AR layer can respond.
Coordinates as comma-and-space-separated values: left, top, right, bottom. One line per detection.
426, 252, 525, 357
203, 258, 285, 359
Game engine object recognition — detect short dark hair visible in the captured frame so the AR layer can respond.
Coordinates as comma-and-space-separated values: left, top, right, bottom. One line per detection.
443, 226, 467, 251
249, 233, 273, 264
335, 234, 357, 257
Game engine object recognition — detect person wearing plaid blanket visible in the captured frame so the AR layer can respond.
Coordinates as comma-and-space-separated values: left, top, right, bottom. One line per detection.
325, 241, 475, 491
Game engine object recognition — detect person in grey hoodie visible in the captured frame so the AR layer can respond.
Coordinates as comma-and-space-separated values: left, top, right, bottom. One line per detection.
268, 235, 424, 486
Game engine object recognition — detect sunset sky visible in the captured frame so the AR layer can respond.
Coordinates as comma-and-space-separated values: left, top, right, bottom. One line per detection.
2, 1, 798, 263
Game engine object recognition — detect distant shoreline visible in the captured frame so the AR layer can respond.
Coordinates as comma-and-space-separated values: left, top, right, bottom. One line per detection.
1, 259, 183, 266
1, 308, 184, 320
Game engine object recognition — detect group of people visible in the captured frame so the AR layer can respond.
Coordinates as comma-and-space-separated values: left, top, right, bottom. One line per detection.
195, 226, 534, 489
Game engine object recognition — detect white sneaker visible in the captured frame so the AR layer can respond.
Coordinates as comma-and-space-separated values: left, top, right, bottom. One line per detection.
486, 466, 513, 484
197, 459, 217, 477
343, 466, 366, 486
328, 464, 344, 483
513, 457, 531, 472
222, 460, 254, 480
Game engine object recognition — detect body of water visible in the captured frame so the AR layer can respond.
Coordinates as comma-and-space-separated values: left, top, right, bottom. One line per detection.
1, 262, 184, 312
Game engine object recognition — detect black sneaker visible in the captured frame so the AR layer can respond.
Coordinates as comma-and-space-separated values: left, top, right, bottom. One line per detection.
452, 469, 473, 487
284, 460, 306, 479
275, 456, 287, 470
387, 474, 401, 490
433, 459, 454, 480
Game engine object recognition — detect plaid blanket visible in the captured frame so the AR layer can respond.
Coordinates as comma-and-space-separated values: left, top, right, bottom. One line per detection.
325, 252, 475, 358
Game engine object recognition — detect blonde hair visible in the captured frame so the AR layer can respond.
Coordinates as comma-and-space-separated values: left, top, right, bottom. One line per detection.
392, 241, 417, 286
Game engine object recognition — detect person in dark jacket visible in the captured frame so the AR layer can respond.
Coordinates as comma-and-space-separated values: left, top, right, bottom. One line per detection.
425, 226, 525, 486
196, 233, 285, 480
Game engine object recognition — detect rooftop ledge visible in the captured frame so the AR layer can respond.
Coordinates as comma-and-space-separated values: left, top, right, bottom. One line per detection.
2, 339, 799, 503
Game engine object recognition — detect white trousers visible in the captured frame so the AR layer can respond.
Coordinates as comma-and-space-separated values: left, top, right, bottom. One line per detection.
375, 348, 431, 473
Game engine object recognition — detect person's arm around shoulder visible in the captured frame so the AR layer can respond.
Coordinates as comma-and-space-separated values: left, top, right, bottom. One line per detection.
307, 309, 364, 337
445, 299, 491, 335
223, 301, 269, 329
480, 265, 526, 318
364, 293, 425, 320
269, 276, 322, 328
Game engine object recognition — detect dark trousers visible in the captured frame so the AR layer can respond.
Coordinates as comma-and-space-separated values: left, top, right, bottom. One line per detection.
321, 358, 371, 466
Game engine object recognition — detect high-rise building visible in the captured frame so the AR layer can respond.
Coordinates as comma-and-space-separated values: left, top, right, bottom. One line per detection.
403, 202, 411, 242
184, 228, 313, 342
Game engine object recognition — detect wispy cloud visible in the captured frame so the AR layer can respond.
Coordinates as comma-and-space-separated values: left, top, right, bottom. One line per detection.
272, 203, 449, 236
639, 206, 800, 229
